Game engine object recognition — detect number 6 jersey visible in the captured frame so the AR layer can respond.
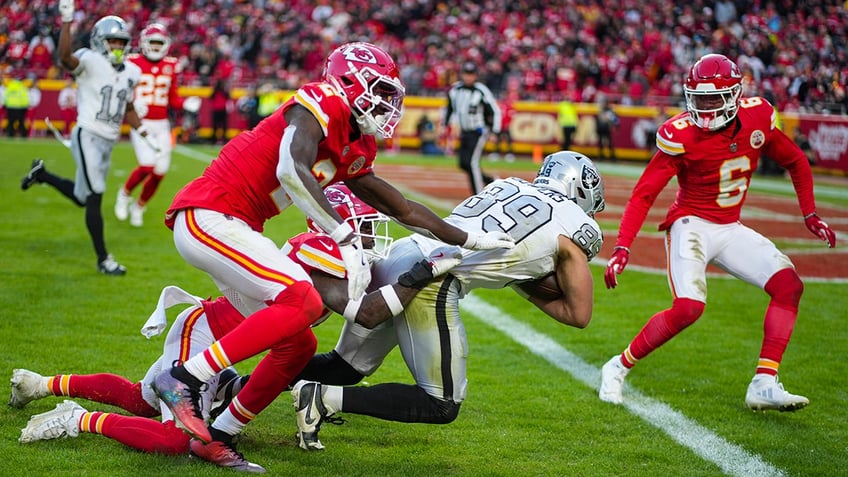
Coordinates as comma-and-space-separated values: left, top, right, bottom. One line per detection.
410, 177, 603, 296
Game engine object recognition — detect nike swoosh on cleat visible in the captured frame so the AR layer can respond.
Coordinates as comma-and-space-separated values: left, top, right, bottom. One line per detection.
303, 393, 317, 426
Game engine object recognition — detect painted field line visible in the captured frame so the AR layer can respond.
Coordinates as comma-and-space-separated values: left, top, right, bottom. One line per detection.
461, 294, 785, 477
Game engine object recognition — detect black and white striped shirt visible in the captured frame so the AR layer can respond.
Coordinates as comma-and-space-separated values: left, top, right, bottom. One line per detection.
445, 81, 502, 134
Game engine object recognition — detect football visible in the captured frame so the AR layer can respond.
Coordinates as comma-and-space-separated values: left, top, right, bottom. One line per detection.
516, 273, 562, 300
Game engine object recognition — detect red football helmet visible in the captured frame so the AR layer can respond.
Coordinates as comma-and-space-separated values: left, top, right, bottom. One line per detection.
684, 54, 743, 131
307, 184, 393, 261
322, 42, 405, 139
140, 23, 171, 61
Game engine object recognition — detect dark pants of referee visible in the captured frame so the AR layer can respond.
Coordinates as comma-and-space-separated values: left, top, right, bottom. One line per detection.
457, 129, 494, 194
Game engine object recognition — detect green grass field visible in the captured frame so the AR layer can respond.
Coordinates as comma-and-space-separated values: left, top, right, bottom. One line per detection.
1, 138, 846, 476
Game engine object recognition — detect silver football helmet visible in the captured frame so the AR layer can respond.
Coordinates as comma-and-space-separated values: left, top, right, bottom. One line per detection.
91, 16, 131, 66
534, 151, 605, 217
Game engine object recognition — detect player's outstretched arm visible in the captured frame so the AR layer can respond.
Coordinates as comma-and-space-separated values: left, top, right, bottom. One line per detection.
526, 235, 594, 329
347, 173, 514, 251
312, 246, 462, 329
57, 3, 80, 71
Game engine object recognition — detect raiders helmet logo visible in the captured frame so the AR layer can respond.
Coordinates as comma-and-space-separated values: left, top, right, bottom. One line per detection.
581, 165, 600, 189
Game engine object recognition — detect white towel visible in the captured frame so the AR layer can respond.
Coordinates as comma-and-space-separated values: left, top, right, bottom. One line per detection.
141, 285, 204, 339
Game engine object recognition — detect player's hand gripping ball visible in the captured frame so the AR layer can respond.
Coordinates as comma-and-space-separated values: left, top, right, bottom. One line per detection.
516, 273, 562, 300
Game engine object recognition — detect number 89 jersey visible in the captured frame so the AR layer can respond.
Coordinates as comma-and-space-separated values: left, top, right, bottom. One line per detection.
418, 177, 603, 295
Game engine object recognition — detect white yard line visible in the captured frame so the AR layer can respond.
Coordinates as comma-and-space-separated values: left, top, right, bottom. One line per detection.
461, 294, 785, 477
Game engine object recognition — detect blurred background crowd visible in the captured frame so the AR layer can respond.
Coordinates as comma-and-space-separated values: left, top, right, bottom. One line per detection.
1, 0, 846, 114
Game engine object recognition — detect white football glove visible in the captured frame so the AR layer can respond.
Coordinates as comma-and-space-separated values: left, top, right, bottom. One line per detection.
59, 0, 75, 23
397, 245, 463, 289
462, 231, 515, 250
340, 238, 370, 300
426, 245, 463, 277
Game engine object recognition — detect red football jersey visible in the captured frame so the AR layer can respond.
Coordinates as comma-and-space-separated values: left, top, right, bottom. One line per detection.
615, 97, 815, 249
166, 82, 376, 232
201, 231, 343, 332
127, 53, 183, 120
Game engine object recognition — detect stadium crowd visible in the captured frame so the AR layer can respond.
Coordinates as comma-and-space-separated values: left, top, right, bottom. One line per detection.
1, 0, 846, 113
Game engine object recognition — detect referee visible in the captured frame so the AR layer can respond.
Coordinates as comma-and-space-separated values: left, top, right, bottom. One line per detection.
444, 62, 502, 194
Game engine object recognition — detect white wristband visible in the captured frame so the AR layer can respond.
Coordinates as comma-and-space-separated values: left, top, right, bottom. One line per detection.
330, 221, 355, 244
379, 284, 404, 316
342, 297, 363, 323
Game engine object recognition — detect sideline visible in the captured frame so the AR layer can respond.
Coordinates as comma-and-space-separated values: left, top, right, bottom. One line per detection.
461, 294, 785, 477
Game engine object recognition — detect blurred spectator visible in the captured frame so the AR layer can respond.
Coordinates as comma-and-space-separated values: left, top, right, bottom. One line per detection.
28, 27, 55, 77
208, 78, 231, 144
256, 83, 281, 122
2, 71, 30, 137
416, 114, 443, 156
57, 78, 77, 135
25, 73, 41, 137
558, 94, 578, 151
489, 91, 516, 162
595, 94, 619, 161
236, 84, 262, 130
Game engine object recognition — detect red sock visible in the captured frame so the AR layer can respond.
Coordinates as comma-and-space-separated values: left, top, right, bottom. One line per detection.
139, 173, 164, 205
230, 327, 318, 420
626, 298, 704, 365
123, 166, 154, 193
50, 374, 158, 417
83, 413, 189, 454
758, 269, 803, 375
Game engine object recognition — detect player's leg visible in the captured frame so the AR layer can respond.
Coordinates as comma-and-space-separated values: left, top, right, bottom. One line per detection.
153, 208, 320, 443
10, 369, 158, 416
713, 224, 808, 411
19, 399, 191, 454
600, 217, 711, 403
345, 276, 466, 422
130, 120, 173, 226
469, 131, 493, 193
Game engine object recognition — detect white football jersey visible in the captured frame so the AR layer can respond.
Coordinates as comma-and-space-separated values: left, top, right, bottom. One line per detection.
71, 48, 141, 141
411, 177, 603, 296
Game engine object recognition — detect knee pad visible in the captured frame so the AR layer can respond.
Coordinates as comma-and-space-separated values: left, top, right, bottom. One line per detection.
764, 268, 804, 308
430, 396, 461, 424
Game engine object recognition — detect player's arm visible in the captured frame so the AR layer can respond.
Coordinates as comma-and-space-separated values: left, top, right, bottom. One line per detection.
526, 235, 594, 329
277, 104, 352, 242
763, 127, 836, 247
124, 101, 143, 130
310, 248, 460, 329
57, 6, 79, 71
346, 173, 513, 250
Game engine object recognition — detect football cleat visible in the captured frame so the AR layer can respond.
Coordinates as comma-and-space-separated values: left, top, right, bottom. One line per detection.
745, 374, 809, 412
292, 380, 335, 451
189, 438, 266, 473
599, 355, 630, 404
114, 189, 131, 221
21, 159, 45, 191
9, 369, 50, 409
129, 202, 145, 227
19, 400, 86, 443
98, 255, 127, 276
151, 368, 211, 443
